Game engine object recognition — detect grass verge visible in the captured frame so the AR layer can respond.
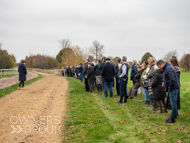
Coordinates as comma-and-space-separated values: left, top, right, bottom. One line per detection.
64, 71, 190, 143
0, 73, 43, 98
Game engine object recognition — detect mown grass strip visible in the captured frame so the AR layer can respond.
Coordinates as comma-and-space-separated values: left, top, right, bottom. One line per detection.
64, 71, 190, 143
0, 73, 43, 98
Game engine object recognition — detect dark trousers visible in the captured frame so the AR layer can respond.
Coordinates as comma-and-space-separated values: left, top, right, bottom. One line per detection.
119, 79, 128, 103
19, 81, 24, 87
85, 78, 90, 92
116, 77, 120, 95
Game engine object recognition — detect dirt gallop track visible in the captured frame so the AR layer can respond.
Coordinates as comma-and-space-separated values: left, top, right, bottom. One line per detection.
0, 72, 68, 143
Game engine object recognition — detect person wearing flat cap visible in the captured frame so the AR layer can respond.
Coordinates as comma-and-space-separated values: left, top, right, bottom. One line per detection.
18, 61, 27, 90
101, 58, 115, 97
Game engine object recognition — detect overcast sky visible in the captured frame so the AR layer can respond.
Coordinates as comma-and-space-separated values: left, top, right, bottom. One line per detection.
0, 0, 190, 62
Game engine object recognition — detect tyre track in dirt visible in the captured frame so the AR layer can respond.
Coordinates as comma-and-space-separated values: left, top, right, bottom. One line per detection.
0, 72, 68, 143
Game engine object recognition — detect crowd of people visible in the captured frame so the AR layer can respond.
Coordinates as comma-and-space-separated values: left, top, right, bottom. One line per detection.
61, 56, 181, 124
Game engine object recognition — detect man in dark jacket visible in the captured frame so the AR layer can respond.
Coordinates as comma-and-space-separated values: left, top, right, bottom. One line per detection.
87, 63, 95, 93
118, 56, 129, 104
83, 59, 90, 92
78, 63, 83, 82
157, 60, 180, 123
18, 61, 27, 90
115, 58, 121, 96
101, 58, 115, 97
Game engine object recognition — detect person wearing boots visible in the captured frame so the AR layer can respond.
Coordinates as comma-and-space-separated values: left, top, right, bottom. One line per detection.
115, 58, 121, 96
151, 65, 167, 113
147, 57, 157, 110
157, 60, 180, 123
94, 60, 102, 92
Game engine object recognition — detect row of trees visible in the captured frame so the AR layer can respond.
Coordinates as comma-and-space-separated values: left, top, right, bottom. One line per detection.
56, 39, 104, 67
25, 54, 59, 69
0, 43, 16, 69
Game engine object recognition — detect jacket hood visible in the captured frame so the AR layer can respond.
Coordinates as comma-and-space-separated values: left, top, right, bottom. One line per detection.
174, 66, 180, 73
19, 63, 25, 68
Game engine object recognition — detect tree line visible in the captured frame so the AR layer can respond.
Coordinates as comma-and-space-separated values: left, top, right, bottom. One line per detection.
0, 43, 16, 69
0, 41, 190, 71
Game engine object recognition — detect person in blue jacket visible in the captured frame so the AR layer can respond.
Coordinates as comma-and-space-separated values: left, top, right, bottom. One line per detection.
157, 60, 180, 123
130, 60, 138, 86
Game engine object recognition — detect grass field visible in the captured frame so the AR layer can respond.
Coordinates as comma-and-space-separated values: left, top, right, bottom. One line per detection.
63, 72, 190, 143
0, 73, 43, 98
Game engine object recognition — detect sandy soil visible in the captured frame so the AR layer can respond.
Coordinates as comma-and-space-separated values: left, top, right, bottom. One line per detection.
0, 72, 68, 143
0, 72, 38, 89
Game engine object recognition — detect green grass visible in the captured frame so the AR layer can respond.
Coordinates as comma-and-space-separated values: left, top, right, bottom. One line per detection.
63, 72, 190, 143
0, 71, 18, 78
0, 73, 43, 98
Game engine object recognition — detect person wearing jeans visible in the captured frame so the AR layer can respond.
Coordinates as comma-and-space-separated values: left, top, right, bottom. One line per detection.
101, 58, 115, 98
104, 82, 113, 97
118, 56, 129, 104
157, 60, 180, 123
78, 63, 83, 82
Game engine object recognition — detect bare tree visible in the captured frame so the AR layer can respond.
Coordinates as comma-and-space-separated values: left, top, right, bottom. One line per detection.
89, 40, 104, 62
58, 39, 71, 49
162, 50, 178, 62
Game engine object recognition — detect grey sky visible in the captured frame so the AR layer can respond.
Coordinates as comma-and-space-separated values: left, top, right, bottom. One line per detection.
0, 0, 190, 62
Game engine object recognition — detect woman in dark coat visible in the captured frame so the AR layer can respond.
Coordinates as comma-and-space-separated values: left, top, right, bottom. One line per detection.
18, 61, 27, 90
87, 63, 95, 93
167, 58, 181, 111
152, 65, 167, 113
128, 65, 143, 99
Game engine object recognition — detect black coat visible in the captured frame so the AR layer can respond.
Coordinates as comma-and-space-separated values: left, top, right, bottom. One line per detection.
87, 67, 95, 81
78, 66, 83, 73
151, 70, 166, 100
18, 64, 27, 81
101, 63, 115, 82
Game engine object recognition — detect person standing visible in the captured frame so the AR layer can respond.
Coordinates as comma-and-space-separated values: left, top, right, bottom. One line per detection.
156, 60, 180, 123
130, 60, 138, 85
87, 63, 95, 93
151, 65, 167, 113
166, 58, 181, 113
83, 59, 90, 92
128, 65, 144, 99
147, 57, 157, 110
101, 58, 115, 97
94, 60, 102, 92
118, 56, 129, 104
78, 63, 83, 82
18, 61, 27, 90
140, 60, 151, 104
115, 58, 121, 96
99, 57, 106, 89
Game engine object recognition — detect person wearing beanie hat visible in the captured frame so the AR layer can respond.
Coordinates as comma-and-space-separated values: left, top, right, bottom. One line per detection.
18, 61, 27, 90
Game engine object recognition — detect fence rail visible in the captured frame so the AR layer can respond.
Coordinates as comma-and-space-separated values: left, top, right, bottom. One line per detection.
28, 68, 64, 75
0, 69, 18, 78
